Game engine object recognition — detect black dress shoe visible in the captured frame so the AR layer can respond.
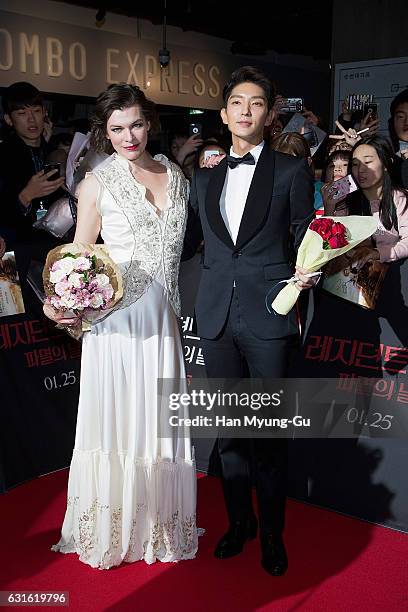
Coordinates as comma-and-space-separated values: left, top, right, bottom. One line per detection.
260, 535, 288, 576
214, 516, 258, 559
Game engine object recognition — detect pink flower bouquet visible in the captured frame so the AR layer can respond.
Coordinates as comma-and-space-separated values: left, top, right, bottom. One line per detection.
43, 243, 123, 339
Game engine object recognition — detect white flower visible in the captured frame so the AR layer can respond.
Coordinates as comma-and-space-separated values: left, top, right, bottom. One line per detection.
50, 269, 67, 284
67, 272, 83, 288
59, 257, 76, 275
74, 256, 92, 271
90, 293, 104, 308
60, 295, 77, 309
95, 273, 110, 287
54, 279, 70, 297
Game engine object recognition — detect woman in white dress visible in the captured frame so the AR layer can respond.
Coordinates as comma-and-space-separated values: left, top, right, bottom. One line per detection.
44, 84, 199, 569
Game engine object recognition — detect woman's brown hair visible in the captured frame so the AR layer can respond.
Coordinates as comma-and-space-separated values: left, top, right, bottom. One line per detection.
90, 83, 160, 154
270, 132, 311, 159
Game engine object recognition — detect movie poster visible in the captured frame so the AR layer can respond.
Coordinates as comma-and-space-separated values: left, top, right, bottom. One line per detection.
0, 252, 25, 317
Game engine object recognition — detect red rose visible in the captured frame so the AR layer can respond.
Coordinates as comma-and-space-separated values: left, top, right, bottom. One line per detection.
331, 222, 347, 238
310, 218, 335, 241
327, 235, 348, 249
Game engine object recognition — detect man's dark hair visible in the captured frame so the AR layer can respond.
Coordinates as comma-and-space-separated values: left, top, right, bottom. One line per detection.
3, 81, 43, 114
222, 66, 276, 111
388, 88, 408, 152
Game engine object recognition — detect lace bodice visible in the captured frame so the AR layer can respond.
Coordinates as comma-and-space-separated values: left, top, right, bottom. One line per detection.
92, 153, 189, 315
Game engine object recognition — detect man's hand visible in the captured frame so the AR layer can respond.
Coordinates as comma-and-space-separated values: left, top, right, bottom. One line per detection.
295, 266, 321, 290
19, 169, 65, 207
0, 235, 6, 258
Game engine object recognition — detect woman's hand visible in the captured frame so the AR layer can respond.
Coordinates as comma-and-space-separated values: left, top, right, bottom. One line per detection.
329, 120, 362, 147
321, 180, 348, 215
176, 134, 203, 166
400, 147, 408, 160
360, 111, 379, 136
341, 97, 352, 122
202, 153, 226, 168
302, 107, 319, 126
43, 303, 79, 325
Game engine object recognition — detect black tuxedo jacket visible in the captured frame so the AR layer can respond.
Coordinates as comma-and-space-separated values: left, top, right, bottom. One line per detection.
185, 145, 315, 340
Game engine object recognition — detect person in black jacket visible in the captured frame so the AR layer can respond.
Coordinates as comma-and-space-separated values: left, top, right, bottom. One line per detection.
185, 66, 317, 576
0, 82, 65, 247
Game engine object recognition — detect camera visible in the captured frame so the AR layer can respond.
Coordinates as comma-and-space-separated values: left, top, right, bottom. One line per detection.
328, 175, 358, 201
159, 48, 170, 68
279, 97, 303, 113
204, 149, 220, 160
189, 123, 202, 138
363, 102, 378, 121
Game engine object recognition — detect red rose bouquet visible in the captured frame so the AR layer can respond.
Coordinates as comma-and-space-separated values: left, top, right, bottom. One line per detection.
309, 218, 349, 249
270, 216, 378, 315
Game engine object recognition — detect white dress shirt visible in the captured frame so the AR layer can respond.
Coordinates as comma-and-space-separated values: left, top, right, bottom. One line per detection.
220, 141, 265, 244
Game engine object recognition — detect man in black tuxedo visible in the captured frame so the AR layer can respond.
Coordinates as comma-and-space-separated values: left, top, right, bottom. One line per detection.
185, 66, 316, 576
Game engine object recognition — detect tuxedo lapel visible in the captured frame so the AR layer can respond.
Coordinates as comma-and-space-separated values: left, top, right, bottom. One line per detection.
235, 145, 275, 249
204, 157, 235, 250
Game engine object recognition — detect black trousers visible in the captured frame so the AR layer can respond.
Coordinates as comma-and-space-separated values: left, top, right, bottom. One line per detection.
201, 289, 298, 536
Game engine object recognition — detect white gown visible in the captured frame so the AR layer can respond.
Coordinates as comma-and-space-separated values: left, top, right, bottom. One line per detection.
52, 155, 199, 569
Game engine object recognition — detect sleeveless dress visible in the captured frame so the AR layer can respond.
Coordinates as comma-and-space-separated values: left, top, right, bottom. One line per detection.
51, 153, 199, 569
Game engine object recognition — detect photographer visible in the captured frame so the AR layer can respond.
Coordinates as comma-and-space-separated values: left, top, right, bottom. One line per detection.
0, 82, 65, 246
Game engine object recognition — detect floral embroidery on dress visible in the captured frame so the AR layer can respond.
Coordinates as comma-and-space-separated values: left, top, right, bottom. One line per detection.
92, 154, 188, 316
64, 496, 197, 567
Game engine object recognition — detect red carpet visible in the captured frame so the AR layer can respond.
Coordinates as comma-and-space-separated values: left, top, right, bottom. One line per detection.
1, 470, 407, 612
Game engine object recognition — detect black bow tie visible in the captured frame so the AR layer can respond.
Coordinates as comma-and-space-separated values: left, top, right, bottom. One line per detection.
226, 152, 256, 169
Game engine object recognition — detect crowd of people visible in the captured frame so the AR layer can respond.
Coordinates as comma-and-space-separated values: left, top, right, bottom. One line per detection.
1, 79, 408, 254
1, 70, 408, 576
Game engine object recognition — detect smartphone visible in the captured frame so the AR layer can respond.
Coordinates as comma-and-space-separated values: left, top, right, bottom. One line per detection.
204, 149, 220, 160
347, 94, 374, 112
189, 123, 202, 138
43, 162, 61, 181
363, 102, 378, 121
279, 97, 303, 113
328, 174, 358, 201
